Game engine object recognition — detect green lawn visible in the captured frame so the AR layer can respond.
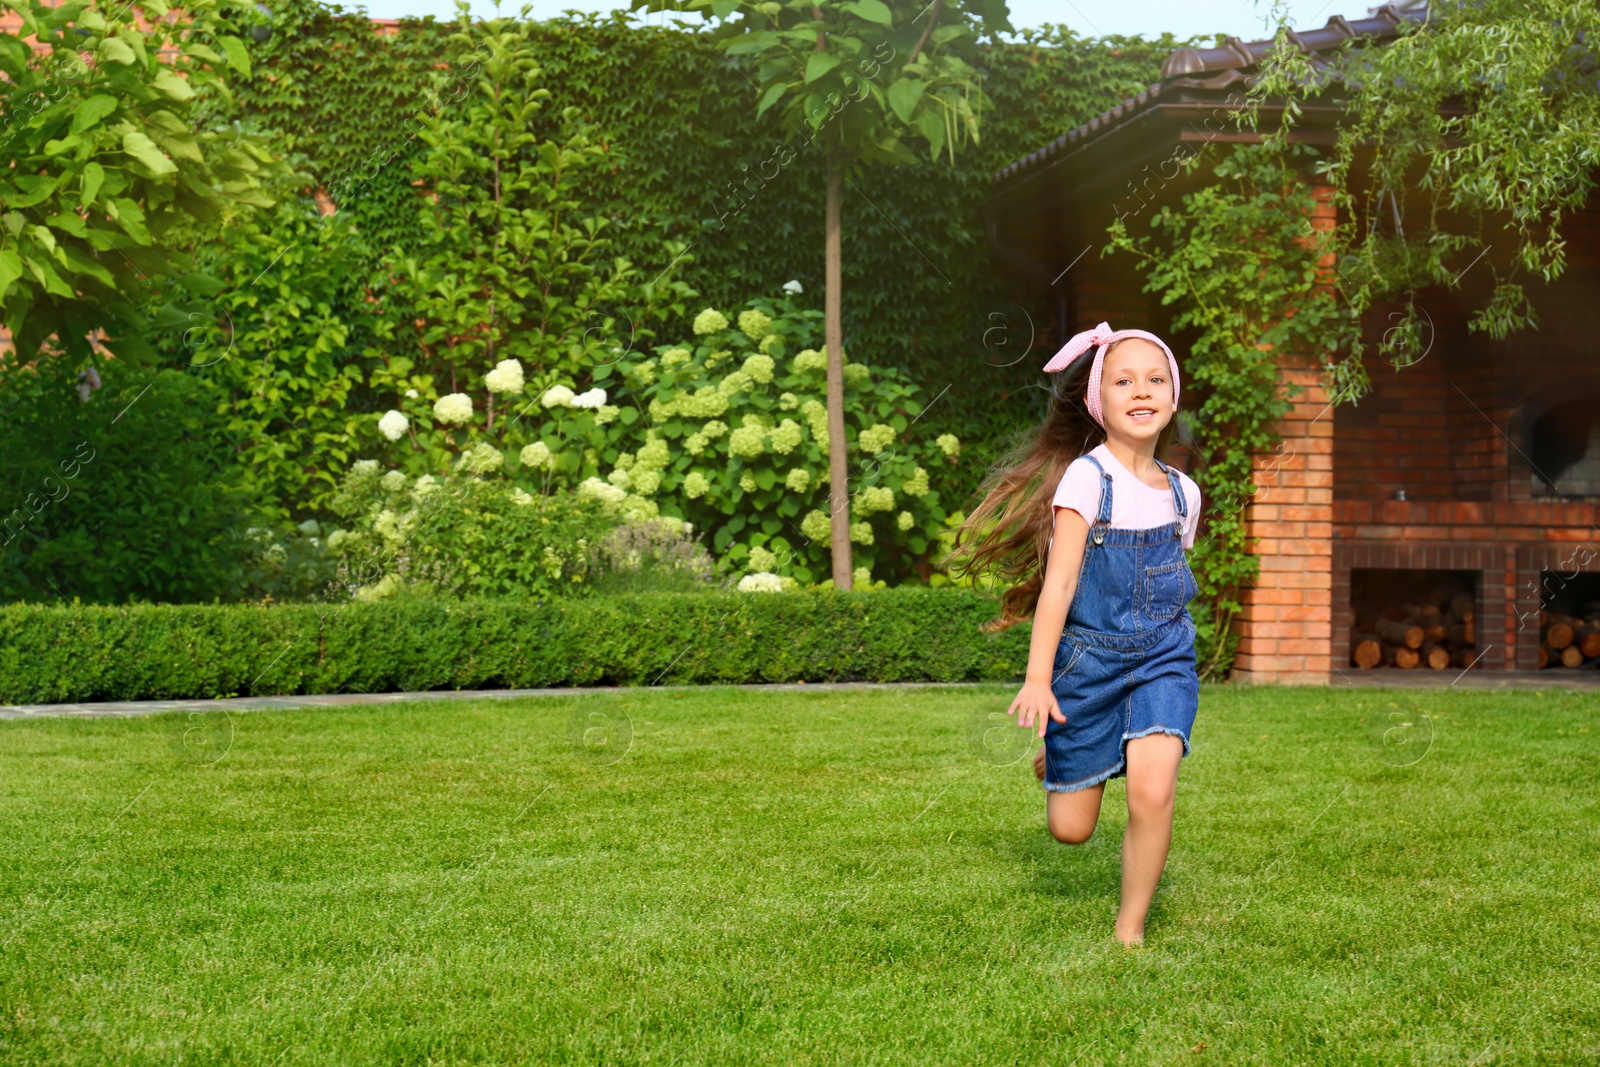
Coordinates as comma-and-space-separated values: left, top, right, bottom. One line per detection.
1, 684, 1596, 1065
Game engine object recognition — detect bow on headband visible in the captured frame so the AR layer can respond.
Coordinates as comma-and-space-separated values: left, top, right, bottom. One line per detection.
1042, 321, 1181, 429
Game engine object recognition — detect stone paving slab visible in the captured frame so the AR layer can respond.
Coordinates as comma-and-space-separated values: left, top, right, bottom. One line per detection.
0, 682, 977, 720
1, 670, 1597, 720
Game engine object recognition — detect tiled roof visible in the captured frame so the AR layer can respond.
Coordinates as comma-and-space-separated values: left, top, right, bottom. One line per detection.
992, 3, 1430, 185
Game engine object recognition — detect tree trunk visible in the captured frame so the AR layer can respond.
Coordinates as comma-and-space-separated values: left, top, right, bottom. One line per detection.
824, 152, 852, 590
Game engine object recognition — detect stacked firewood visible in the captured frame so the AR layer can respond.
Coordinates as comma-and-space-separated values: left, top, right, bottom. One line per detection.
1351, 592, 1477, 670
1539, 608, 1600, 669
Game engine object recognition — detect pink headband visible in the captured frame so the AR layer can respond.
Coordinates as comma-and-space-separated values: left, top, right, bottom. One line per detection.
1042, 321, 1181, 429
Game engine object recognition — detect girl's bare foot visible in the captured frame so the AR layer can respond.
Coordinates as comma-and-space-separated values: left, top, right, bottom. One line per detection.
1033, 743, 1046, 781
1115, 921, 1145, 948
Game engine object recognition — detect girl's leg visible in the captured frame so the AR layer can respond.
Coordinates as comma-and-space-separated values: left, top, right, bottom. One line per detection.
1115, 732, 1185, 944
1046, 783, 1105, 844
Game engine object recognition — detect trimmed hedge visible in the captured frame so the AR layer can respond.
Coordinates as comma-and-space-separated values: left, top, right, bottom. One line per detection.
0, 590, 1031, 704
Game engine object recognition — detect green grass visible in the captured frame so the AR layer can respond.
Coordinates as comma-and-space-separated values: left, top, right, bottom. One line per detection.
1, 684, 1596, 1065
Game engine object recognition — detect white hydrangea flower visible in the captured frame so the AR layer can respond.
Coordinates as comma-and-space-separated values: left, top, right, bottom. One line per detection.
684, 471, 711, 499
759, 333, 784, 356
739, 469, 757, 492
738, 571, 784, 593
484, 358, 525, 396
571, 387, 607, 409
405, 388, 419, 399
936, 433, 960, 457
741, 353, 776, 384
519, 441, 553, 470
897, 510, 915, 531
595, 405, 620, 425
693, 308, 730, 335
842, 363, 871, 386
855, 485, 895, 514
853, 565, 872, 587
413, 474, 440, 498
785, 468, 811, 493
374, 508, 401, 542
849, 520, 874, 545
778, 392, 799, 410
378, 409, 409, 441
749, 545, 777, 572
800, 509, 830, 542
702, 420, 729, 439
434, 393, 474, 425
738, 309, 773, 341
355, 573, 402, 603
510, 488, 536, 506
459, 442, 504, 474
607, 467, 633, 490
717, 370, 753, 396
782, 279, 803, 295
793, 348, 827, 374
621, 494, 659, 521
684, 433, 710, 456
858, 423, 896, 456
635, 438, 670, 471
769, 419, 803, 455
659, 348, 692, 368
380, 470, 406, 493
728, 424, 766, 458
577, 476, 627, 504
632, 469, 661, 495
326, 529, 350, 551
541, 384, 577, 409
350, 459, 379, 477
902, 466, 930, 497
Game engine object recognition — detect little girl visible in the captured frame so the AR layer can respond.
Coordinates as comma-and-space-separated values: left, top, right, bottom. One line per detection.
947, 321, 1201, 948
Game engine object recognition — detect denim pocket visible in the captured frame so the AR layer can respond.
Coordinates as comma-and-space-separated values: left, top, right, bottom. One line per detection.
1144, 560, 1198, 622
1052, 639, 1086, 683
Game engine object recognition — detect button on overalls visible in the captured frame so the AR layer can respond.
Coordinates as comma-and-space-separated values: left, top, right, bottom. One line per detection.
1042, 453, 1201, 793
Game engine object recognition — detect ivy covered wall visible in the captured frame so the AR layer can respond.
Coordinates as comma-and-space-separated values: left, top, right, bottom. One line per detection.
214, 1, 1200, 453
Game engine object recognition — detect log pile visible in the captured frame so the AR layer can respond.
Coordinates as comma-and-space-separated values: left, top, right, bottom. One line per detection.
1537, 607, 1600, 669
1350, 592, 1477, 671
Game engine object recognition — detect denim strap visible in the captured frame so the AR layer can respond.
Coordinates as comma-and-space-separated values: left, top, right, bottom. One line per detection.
1081, 454, 1114, 543
1155, 458, 1187, 532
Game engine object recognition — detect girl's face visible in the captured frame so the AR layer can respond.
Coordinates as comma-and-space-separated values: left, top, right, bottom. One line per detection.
1093, 338, 1175, 444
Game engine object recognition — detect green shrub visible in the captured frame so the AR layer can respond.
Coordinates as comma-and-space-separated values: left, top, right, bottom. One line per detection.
0, 590, 1030, 704
355, 286, 960, 589
320, 465, 710, 601
0, 363, 256, 605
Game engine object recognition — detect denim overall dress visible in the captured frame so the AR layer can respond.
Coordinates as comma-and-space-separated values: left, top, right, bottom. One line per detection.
1042, 453, 1201, 794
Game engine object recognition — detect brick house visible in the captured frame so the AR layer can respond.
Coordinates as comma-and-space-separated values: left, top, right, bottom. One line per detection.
983, 5, 1600, 685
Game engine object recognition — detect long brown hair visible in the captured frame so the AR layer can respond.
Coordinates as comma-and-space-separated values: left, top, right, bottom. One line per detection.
944, 339, 1183, 632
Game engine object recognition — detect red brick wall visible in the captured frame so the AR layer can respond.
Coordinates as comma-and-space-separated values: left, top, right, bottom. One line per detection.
1230, 346, 1335, 684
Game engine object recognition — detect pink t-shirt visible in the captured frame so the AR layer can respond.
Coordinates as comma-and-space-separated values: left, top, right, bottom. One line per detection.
1049, 444, 1202, 551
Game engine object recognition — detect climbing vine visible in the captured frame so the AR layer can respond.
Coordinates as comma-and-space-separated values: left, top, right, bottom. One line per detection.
1108, 142, 1360, 679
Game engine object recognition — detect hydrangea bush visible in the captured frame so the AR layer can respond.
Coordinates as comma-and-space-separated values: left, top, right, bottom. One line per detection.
358, 285, 960, 589
316, 463, 727, 602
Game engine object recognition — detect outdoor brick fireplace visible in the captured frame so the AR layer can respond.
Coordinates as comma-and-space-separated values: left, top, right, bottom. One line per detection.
985, 7, 1600, 683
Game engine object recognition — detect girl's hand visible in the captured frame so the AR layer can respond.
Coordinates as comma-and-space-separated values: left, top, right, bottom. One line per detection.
1009, 680, 1066, 738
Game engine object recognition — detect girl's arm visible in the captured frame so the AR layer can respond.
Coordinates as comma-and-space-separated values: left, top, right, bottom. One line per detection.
1012, 505, 1091, 736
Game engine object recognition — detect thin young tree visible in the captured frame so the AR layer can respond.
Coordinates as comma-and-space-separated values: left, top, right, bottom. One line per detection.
631, 0, 1011, 588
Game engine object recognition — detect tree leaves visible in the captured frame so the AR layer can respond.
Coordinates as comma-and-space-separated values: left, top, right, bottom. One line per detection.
121, 130, 178, 176
886, 77, 924, 123
803, 51, 841, 84
70, 94, 118, 135
841, 0, 893, 26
